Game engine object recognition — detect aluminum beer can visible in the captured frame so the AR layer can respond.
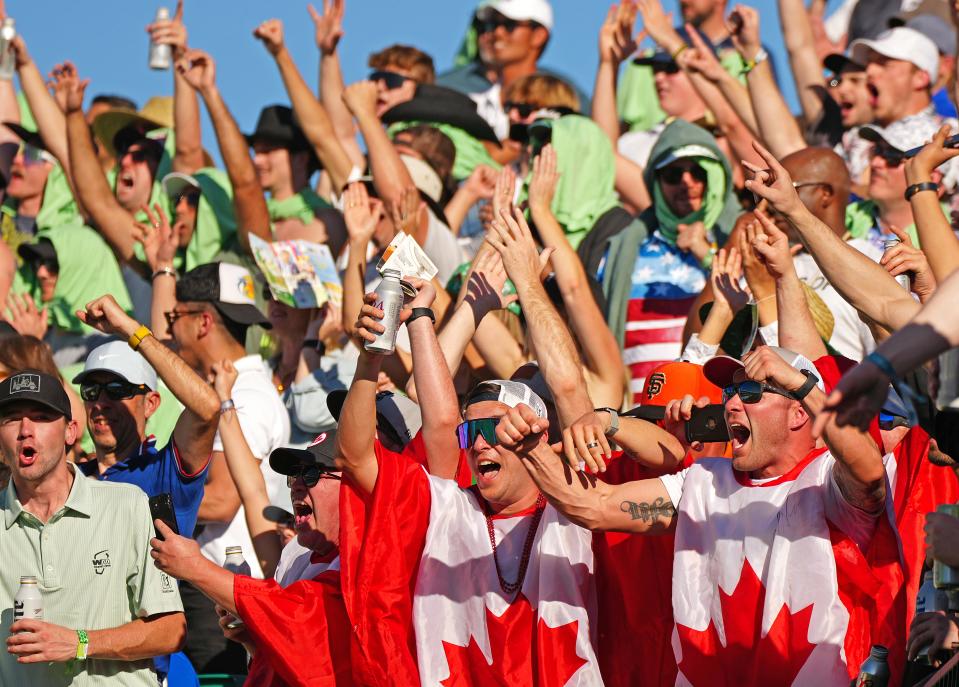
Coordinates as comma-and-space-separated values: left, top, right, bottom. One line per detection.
934, 504, 959, 589
14, 575, 42, 624
149, 7, 172, 70
883, 237, 912, 291
365, 269, 404, 355
222, 546, 250, 629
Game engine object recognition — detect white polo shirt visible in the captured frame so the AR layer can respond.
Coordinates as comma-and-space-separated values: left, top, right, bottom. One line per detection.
197, 354, 290, 577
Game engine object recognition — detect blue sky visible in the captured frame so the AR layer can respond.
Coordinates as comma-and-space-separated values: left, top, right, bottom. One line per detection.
10, 0, 837, 158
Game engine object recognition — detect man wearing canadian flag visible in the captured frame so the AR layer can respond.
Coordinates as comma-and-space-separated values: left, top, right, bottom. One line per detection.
520, 345, 907, 685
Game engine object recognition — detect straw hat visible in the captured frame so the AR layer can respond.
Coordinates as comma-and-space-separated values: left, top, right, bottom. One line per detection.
92, 96, 173, 158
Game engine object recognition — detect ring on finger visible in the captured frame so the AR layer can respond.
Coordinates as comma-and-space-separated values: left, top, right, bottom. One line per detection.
586, 441, 600, 450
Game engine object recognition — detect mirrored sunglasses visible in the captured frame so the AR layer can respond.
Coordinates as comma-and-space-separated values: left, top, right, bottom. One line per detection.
456, 417, 500, 450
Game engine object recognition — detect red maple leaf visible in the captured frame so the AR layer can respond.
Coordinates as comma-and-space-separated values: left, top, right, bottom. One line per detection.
440, 593, 588, 686
677, 560, 816, 686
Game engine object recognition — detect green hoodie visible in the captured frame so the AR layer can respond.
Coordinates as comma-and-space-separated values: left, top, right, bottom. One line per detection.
14, 222, 133, 334
601, 119, 741, 348
267, 187, 331, 230
523, 115, 619, 250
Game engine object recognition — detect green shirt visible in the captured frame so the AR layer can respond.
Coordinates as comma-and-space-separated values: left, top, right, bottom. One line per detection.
0, 464, 183, 686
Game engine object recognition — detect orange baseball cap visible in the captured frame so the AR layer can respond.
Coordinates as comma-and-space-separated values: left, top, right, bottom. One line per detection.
637, 361, 723, 407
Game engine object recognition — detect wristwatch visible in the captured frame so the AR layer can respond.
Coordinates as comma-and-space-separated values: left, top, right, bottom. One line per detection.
596, 407, 620, 437
791, 370, 820, 401
75, 629, 89, 660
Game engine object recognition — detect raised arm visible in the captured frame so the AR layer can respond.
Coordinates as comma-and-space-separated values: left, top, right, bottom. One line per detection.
77, 295, 220, 475
681, 27, 758, 135
903, 126, 959, 282
310, 0, 365, 168
730, 6, 805, 158
614, 153, 652, 213
504, 405, 677, 533
749, 209, 828, 359
253, 19, 353, 193
403, 278, 461, 479
135, 204, 179, 340
745, 141, 920, 330
13, 37, 69, 168
487, 207, 593, 425
177, 49, 270, 251
340, 182, 383, 337
528, 146, 625, 408
56, 63, 138, 261
779, 0, 828, 125
211, 360, 282, 579
592, 2, 638, 144
744, 347, 885, 512
342, 81, 415, 209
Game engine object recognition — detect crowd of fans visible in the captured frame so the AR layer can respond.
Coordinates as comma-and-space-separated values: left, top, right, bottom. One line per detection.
5, 0, 959, 684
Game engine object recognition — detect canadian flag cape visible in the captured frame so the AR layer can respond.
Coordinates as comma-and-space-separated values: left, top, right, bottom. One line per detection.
234, 564, 354, 686
339, 442, 602, 686
666, 447, 906, 686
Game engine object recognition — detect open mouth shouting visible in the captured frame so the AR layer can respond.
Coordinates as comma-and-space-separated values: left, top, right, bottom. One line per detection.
292, 500, 314, 530
19, 443, 38, 468
728, 422, 751, 453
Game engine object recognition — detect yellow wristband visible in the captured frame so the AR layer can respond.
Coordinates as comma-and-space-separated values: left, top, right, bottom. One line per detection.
671, 43, 688, 60
128, 325, 152, 351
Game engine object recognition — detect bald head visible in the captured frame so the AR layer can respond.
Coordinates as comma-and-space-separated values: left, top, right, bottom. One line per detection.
780, 147, 850, 235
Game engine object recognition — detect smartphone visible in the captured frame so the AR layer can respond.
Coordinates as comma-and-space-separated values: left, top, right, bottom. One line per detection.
904, 134, 959, 159
685, 405, 730, 444
148, 493, 179, 540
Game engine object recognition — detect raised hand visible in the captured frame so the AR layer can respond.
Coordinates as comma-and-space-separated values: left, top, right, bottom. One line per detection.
496, 403, 550, 454
528, 144, 560, 215
401, 276, 436, 314
742, 345, 807, 393
680, 27, 725, 82
727, 5, 761, 60
342, 182, 383, 245
462, 247, 517, 314
308, 0, 345, 55
462, 164, 497, 203
809, 0, 846, 63
905, 125, 959, 185
636, 0, 682, 54
749, 208, 798, 280
253, 18, 285, 56
353, 292, 386, 348
676, 221, 711, 262
176, 48, 216, 93
76, 294, 138, 339
710, 247, 751, 314
880, 225, 937, 301
562, 410, 613, 474
743, 141, 805, 219
490, 165, 517, 221
662, 393, 711, 452
599, 1, 638, 66
342, 80, 379, 117
388, 186, 424, 238
813, 359, 891, 435
148, 0, 188, 59
48, 61, 88, 114
133, 203, 178, 272
5, 293, 48, 340
486, 207, 554, 289
210, 359, 238, 401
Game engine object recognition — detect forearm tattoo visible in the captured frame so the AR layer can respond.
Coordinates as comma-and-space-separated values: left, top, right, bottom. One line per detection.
620, 497, 675, 522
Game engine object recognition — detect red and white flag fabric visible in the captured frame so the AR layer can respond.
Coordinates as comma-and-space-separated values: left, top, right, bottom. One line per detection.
662, 448, 906, 686
339, 442, 602, 686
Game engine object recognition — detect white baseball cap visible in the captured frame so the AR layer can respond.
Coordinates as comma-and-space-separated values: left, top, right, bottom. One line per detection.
464, 379, 548, 418
850, 27, 939, 83
477, 0, 554, 31
73, 340, 158, 391
161, 171, 200, 199
400, 154, 443, 203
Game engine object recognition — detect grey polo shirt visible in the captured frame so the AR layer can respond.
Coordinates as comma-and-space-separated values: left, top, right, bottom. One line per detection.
0, 463, 183, 686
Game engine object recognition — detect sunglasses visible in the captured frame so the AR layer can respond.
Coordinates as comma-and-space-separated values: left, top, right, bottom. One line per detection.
651, 61, 681, 75
505, 101, 536, 118
476, 17, 534, 34
872, 145, 904, 168
80, 381, 150, 402
164, 309, 204, 328
456, 417, 500, 450
659, 164, 708, 185
285, 465, 342, 489
18, 143, 56, 166
176, 189, 201, 208
369, 70, 410, 91
722, 380, 794, 404
119, 146, 158, 164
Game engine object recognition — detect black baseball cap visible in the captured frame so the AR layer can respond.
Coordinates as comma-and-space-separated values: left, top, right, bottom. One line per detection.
269, 428, 339, 475
0, 370, 72, 420
17, 239, 58, 270
175, 262, 271, 328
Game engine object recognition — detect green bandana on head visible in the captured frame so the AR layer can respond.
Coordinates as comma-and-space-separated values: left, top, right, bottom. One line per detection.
388, 120, 497, 181
651, 148, 727, 243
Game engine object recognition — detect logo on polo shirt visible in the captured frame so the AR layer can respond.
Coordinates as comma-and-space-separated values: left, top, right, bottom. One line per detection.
309, 433, 328, 446
92, 549, 112, 575
160, 573, 175, 593
10, 374, 40, 394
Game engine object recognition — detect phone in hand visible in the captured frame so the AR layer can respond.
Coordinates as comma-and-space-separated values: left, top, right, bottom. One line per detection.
148, 493, 179, 540
685, 405, 730, 444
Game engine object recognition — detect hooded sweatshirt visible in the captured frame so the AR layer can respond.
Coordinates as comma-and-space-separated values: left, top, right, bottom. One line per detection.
598, 120, 740, 401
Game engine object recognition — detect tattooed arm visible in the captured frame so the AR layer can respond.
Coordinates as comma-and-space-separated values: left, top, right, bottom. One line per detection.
521, 441, 677, 534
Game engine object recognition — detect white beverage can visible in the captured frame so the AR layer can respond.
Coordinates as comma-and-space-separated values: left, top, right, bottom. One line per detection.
222, 546, 250, 629
0, 19, 16, 81
365, 269, 405, 355
148, 7, 172, 70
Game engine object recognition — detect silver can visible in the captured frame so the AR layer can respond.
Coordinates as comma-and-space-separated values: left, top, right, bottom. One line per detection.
0, 18, 16, 81
148, 7, 172, 70
365, 269, 404, 355
883, 237, 912, 291
222, 546, 250, 629
934, 504, 959, 589
14, 575, 42, 625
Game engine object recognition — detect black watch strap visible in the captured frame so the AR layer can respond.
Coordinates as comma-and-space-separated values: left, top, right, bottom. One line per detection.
407, 307, 436, 326
791, 370, 819, 401
596, 407, 620, 436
